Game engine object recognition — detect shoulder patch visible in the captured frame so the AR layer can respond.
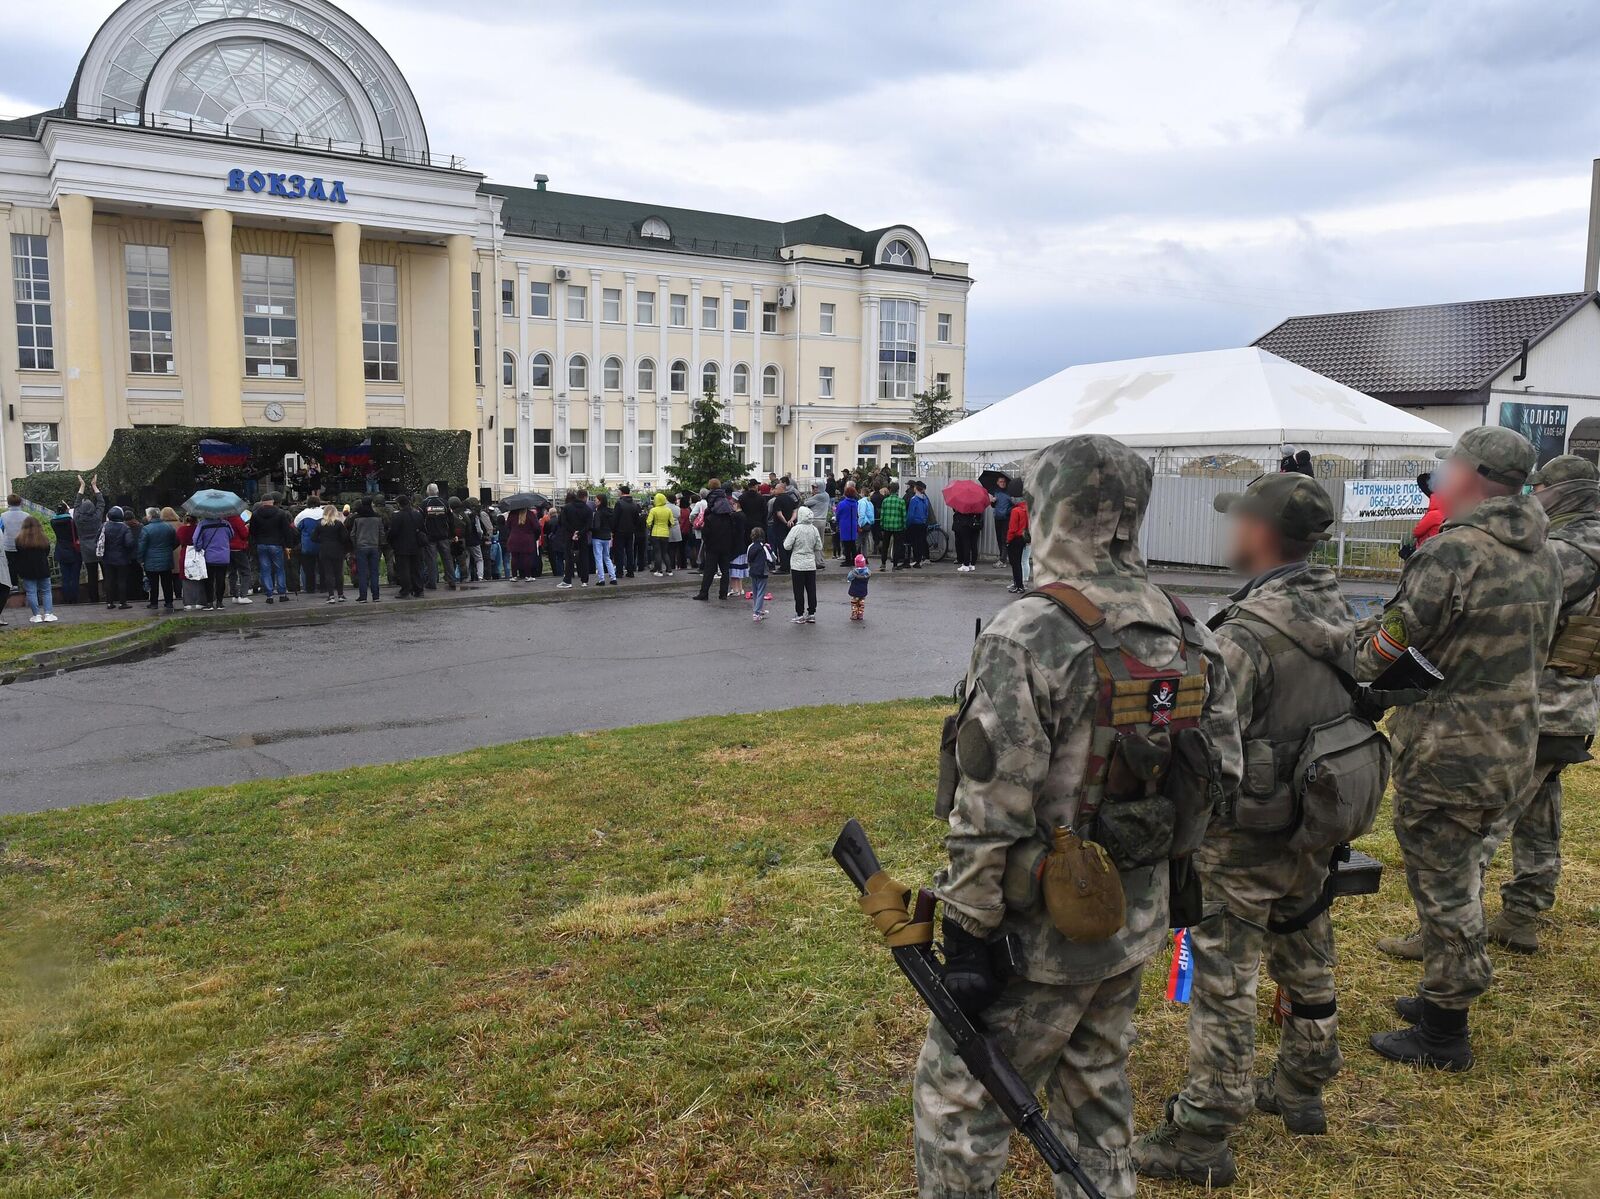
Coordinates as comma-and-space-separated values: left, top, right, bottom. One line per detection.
956, 718, 997, 783
1371, 609, 1409, 663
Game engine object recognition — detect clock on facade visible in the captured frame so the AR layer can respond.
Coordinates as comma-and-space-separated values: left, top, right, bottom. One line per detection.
263, 402, 285, 423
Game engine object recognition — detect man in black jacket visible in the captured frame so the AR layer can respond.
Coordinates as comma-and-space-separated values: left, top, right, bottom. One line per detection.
249, 494, 295, 602
613, 486, 643, 578
558, 490, 592, 588
387, 494, 427, 598
421, 484, 456, 590
694, 481, 740, 601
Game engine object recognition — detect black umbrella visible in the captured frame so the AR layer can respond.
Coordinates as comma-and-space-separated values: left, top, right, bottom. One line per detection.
500, 491, 551, 511
977, 470, 1023, 497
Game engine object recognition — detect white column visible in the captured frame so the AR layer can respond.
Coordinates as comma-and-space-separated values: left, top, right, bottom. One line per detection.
555, 392, 570, 489
516, 263, 530, 373
624, 396, 638, 481
624, 271, 638, 478
589, 268, 603, 376
721, 279, 733, 391
915, 300, 929, 393
751, 283, 764, 401
518, 396, 533, 489
658, 274, 672, 469
689, 278, 703, 394
657, 393, 671, 480
859, 295, 874, 407
554, 274, 568, 396
624, 271, 637, 384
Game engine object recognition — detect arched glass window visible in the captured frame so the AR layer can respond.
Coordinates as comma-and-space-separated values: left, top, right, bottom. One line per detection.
501, 350, 516, 388
568, 354, 588, 391
670, 359, 689, 393
880, 238, 916, 267
702, 361, 720, 394
732, 363, 750, 396
762, 364, 780, 398
640, 216, 671, 240
530, 352, 552, 389
603, 355, 623, 391
637, 357, 656, 393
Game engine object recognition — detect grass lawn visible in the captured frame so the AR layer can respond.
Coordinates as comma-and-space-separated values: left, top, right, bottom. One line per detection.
0, 700, 1595, 1197
0, 618, 146, 666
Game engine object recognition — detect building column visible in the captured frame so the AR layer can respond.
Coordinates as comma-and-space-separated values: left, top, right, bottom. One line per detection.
689, 278, 703, 394
915, 299, 929, 393
58, 194, 109, 466
446, 234, 477, 485
721, 279, 734, 401
198, 208, 242, 429
332, 221, 365, 428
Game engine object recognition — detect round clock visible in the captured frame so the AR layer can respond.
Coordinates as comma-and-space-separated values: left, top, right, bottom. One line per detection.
264, 401, 285, 423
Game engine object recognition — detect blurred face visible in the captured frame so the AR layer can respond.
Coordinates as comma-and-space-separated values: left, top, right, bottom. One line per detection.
1433, 457, 1485, 520
1226, 511, 1280, 576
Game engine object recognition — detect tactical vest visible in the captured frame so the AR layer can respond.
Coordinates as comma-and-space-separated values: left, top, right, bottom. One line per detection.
1546, 593, 1600, 679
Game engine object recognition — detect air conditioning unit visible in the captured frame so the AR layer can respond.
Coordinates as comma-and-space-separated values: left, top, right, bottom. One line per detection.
777, 285, 796, 309
554, 267, 572, 282
556, 443, 569, 458
775, 405, 792, 427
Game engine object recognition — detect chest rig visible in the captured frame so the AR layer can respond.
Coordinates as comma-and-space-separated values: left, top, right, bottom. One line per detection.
1546, 531, 1600, 679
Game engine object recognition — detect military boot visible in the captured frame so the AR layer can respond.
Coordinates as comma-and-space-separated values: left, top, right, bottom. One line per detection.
1370, 1000, 1473, 1072
1375, 926, 1424, 961
1254, 1067, 1327, 1135
1393, 994, 1422, 1024
1486, 908, 1538, 954
1133, 1102, 1237, 1187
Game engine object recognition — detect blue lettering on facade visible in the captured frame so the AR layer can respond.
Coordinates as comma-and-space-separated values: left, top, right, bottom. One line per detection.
224, 168, 350, 204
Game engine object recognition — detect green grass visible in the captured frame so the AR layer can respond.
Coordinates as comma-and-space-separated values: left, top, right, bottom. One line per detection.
0, 618, 146, 665
0, 701, 1595, 1197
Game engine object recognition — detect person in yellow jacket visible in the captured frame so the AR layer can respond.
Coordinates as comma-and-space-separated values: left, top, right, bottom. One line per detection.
645, 492, 676, 576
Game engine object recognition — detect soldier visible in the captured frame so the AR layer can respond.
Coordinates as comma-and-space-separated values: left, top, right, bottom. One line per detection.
1358, 426, 1560, 1070
1134, 473, 1362, 1186
914, 435, 1241, 1199
1477, 454, 1600, 953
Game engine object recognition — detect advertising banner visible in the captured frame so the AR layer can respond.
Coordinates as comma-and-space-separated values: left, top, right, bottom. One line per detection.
1341, 478, 1428, 523
1499, 401, 1569, 467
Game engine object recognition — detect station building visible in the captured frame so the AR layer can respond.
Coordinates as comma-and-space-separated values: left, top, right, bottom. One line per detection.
0, 0, 972, 493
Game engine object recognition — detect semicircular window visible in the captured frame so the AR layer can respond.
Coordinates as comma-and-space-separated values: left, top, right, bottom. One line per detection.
160, 39, 366, 146
880, 239, 916, 267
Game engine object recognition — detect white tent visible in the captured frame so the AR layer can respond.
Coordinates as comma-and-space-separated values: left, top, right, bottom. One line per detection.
918, 347, 1452, 464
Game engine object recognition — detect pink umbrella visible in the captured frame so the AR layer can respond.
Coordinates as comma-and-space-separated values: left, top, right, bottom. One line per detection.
942, 479, 991, 515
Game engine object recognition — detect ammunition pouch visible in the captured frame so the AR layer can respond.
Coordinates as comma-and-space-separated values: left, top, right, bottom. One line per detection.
1286, 713, 1391, 854
1234, 739, 1298, 833
1093, 796, 1176, 869
1168, 856, 1205, 928
1165, 726, 1225, 856
935, 709, 961, 820
1041, 827, 1126, 943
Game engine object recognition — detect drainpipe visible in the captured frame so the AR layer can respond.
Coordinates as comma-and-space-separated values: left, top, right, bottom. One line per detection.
1586, 159, 1600, 292
1512, 338, 1530, 383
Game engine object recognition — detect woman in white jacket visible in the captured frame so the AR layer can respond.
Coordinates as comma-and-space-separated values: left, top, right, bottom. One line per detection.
782, 506, 824, 624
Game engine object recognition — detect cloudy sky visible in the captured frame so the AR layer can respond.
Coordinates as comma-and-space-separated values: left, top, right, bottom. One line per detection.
5, 0, 1599, 406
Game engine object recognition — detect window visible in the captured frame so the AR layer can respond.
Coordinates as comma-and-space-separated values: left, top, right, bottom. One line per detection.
602, 355, 622, 391
241, 253, 298, 377
22, 421, 58, 474
604, 428, 622, 476
532, 427, 553, 475
880, 238, 916, 267
125, 244, 174, 374
671, 426, 687, 465
641, 216, 671, 240
702, 360, 719, 394
502, 424, 516, 475
501, 350, 516, 388
762, 301, 777, 333
569, 429, 587, 475
701, 295, 719, 329
603, 287, 622, 322
636, 289, 656, 325
567, 284, 587, 321
762, 364, 779, 398
935, 371, 952, 394
638, 429, 656, 474
813, 443, 837, 478
670, 359, 688, 393
530, 351, 553, 389
937, 312, 952, 342
530, 280, 551, 318
878, 298, 918, 402
731, 363, 750, 396
762, 430, 777, 475
568, 353, 588, 390
637, 357, 656, 393
732, 298, 749, 331
669, 293, 688, 327
471, 271, 482, 384
818, 365, 835, 398
733, 431, 748, 465
819, 302, 835, 335
501, 278, 516, 317
11, 234, 53, 370
361, 263, 400, 382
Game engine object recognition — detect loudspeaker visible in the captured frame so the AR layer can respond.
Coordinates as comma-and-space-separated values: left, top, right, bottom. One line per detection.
479, 486, 493, 505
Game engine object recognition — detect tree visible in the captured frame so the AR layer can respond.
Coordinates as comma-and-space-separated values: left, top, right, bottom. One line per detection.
910, 384, 959, 440
664, 384, 753, 495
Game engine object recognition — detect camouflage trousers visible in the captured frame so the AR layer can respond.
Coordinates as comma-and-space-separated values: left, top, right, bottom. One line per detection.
912, 965, 1143, 1199
1394, 793, 1503, 1010
1171, 851, 1341, 1139
1479, 765, 1564, 918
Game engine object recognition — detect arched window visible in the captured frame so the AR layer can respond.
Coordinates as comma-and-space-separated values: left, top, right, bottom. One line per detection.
603, 355, 623, 391
501, 350, 516, 388
880, 238, 916, 266
568, 354, 588, 391
637, 357, 656, 393
762, 364, 780, 398
702, 361, 720, 395
530, 352, 552, 389
732, 363, 750, 396
670, 359, 689, 393
641, 216, 671, 240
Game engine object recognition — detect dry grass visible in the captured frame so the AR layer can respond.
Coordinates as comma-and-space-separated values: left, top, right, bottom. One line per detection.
0, 699, 1595, 1197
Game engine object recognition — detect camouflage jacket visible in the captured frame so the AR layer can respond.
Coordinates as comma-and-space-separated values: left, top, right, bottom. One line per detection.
935, 436, 1242, 986
1355, 493, 1560, 808
1201, 562, 1356, 868
1537, 482, 1600, 738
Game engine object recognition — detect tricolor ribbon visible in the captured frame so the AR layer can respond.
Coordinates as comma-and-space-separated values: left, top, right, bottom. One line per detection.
1166, 928, 1194, 1003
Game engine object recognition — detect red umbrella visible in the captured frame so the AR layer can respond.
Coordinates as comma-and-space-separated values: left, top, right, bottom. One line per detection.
942, 479, 991, 515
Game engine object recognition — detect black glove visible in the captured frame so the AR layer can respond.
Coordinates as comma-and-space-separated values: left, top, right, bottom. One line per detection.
940, 916, 1004, 1017
1353, 685, 1429, 723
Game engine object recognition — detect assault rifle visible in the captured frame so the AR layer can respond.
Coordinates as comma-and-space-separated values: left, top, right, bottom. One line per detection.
832, 819, 1107, 1199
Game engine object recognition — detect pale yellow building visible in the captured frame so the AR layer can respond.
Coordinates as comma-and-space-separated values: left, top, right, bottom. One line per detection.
0, 0, 971, 494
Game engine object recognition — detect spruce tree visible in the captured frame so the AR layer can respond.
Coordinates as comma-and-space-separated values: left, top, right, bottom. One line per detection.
910, 384, 959, 440
664, 384, 753, 494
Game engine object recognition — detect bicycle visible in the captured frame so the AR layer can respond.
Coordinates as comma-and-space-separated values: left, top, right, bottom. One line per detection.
925, 524, 950, 562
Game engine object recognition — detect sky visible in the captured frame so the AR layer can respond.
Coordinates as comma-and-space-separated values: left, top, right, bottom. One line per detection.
5, 0, 1600, 408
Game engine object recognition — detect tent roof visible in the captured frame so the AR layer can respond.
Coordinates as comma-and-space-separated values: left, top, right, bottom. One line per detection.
918, 347, 1453, 458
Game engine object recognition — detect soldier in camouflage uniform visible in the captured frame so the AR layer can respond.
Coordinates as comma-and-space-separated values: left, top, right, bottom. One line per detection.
1356, 426, 1560, 1071
1477, 453, 1600, 953
913, 435, 1242, 1199
1134, 473, 1352, 1186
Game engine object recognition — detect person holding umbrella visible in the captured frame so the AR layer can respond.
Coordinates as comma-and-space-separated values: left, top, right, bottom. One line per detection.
942, 478, 990, 571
